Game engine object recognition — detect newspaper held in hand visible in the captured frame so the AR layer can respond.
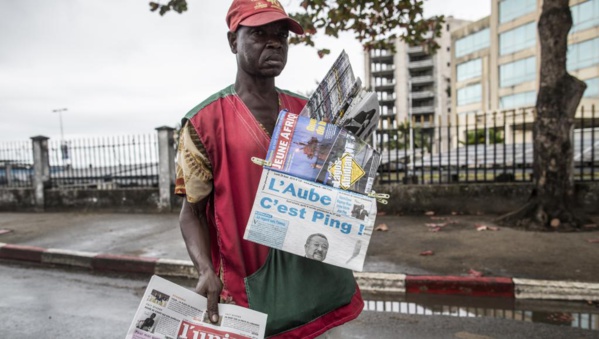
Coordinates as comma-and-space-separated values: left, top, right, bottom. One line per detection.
244, 169, 376, 271
266, 110, 380, 195
298, 50, 379, 140
125, 275, 267, 339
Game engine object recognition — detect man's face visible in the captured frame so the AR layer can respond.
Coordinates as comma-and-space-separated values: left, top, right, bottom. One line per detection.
305, 236, 328, 261
231, 21, 289, 78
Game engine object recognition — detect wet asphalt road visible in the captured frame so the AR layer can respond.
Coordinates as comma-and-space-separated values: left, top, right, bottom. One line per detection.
1, 261, 598, 339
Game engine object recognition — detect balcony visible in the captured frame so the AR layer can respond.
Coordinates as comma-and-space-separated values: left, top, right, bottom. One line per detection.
379, 97, 396, 106
410, 106, 435, 114
411, 75, 434, 85
372, 67, 395, 77
370, 53, 394, 63
411, 90, 435, 99
375, 82, 396, 92
379, 112, 396, 119
408, 59, 434, 70
407, 46, 427, 56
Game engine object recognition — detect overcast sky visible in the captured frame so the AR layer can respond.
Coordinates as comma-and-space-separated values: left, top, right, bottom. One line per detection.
0, 0, 490, 141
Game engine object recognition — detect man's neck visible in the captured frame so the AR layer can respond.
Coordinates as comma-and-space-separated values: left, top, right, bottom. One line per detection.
234, 73, 281, 134
234, 73, 277, 99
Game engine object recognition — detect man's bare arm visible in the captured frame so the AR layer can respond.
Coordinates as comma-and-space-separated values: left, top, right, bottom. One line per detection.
179, 198, 223, 323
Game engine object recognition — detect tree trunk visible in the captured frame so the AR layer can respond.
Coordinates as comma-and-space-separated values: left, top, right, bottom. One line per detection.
497, 0, 589, 231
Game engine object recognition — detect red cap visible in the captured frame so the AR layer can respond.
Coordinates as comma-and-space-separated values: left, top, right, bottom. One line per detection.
226, 0, 304, 35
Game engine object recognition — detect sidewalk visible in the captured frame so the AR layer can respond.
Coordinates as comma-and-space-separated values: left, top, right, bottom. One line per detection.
1, 212, 598, 299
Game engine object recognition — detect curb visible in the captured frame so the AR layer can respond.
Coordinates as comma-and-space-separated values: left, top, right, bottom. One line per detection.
2, 242, 598, 301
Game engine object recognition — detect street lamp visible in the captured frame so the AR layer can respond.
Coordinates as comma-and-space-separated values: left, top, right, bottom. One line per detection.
52, 108, 68, 162
52, 108, 67, 143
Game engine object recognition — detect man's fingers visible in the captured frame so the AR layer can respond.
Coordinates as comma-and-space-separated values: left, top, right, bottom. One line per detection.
207, 291, 220, 323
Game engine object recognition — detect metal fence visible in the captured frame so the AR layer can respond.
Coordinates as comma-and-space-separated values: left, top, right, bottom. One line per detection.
363, 299, 599, 331
48, 134, 159, 189
0, 140, 34, 187
376, 106, 599, 184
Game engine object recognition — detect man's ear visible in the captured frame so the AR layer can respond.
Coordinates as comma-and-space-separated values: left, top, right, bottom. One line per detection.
227, 31, 237, 54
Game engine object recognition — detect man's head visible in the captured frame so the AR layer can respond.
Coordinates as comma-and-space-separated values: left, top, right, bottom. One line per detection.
226, 0, 303, 79
304, 233, 329, 261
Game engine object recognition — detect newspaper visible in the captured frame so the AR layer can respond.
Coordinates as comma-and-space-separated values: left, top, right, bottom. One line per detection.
126, 275, 267, 339
244, 169, 376, 271
265, 110, 380, 195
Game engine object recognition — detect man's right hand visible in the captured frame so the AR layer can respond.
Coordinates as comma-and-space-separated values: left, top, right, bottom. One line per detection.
196, 269, 223, 324
180, 199, 223, 324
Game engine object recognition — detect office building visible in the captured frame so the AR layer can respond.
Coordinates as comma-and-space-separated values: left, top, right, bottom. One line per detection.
452, 0, 599, 127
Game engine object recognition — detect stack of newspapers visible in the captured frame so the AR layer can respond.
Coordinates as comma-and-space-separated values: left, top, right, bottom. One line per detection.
244, 51, 384, 271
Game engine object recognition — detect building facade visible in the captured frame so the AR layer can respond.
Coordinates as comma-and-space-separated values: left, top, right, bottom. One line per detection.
364, 17, 470, 152
452, 0, 599, 127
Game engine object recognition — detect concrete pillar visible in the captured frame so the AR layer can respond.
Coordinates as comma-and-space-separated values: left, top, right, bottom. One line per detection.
156, 126, 176, 212
5, 163, 13, 186
30, 135, 50, 211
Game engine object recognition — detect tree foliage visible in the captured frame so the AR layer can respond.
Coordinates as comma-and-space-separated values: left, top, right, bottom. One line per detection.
385, 121, 431, 152
148, 0, 444, 57
149, 0, 187, 16
460, 129, 504, 146
289, 0, 443, 57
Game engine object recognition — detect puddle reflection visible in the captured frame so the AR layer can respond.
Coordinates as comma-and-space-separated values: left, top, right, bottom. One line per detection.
363, 294, 599, 331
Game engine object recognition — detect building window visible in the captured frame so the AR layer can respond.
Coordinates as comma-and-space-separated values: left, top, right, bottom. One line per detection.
572, 0, 599, 33
584, 77, 599, 98
455, 28, 490, 58
568, 37, 599, 71
499, 22, 536, 55
457, 58, 482, 82
499, 0, 536, 24
499, 91, 536, 109
457, 83, 482, 106
499, 57, 536, 87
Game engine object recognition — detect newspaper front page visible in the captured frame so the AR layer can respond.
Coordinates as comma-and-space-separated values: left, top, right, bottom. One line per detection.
244, 169, 376, 271
126, 275, 267, 339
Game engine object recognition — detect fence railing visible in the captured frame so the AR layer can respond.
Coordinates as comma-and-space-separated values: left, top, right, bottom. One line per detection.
48, 134, 159, 189
0, 140, 34, 187
376, 106, 598, 184
0, 134, 160, 189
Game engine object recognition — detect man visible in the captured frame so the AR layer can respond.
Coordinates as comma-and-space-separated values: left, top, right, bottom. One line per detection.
140, 313, 156, 331
304, 233, 329, 262
175, 1, 363, 338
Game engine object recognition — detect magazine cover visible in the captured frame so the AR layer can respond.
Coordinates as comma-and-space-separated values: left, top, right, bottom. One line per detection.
266, 110, 380, 195
244, 169, 376, 271
298, 50, 356, 123
336, 89, 380, 140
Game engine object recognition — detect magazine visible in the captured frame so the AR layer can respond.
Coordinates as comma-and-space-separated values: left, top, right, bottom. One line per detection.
336, 89, 380, 141
244, 169, 376, 271
265, 110, 380, 195
126, 275, 267, 339
298, 50, 379, 139
298, 50, 356, 123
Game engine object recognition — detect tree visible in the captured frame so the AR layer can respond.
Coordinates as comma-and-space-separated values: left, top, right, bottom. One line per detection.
385, 120, 431, 152
148, 0, 444, 57
496, 0, 590, 231
460, 128, 504, 146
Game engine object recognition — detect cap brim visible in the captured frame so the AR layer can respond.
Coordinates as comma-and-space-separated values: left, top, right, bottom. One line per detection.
239, 12, 304, 35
